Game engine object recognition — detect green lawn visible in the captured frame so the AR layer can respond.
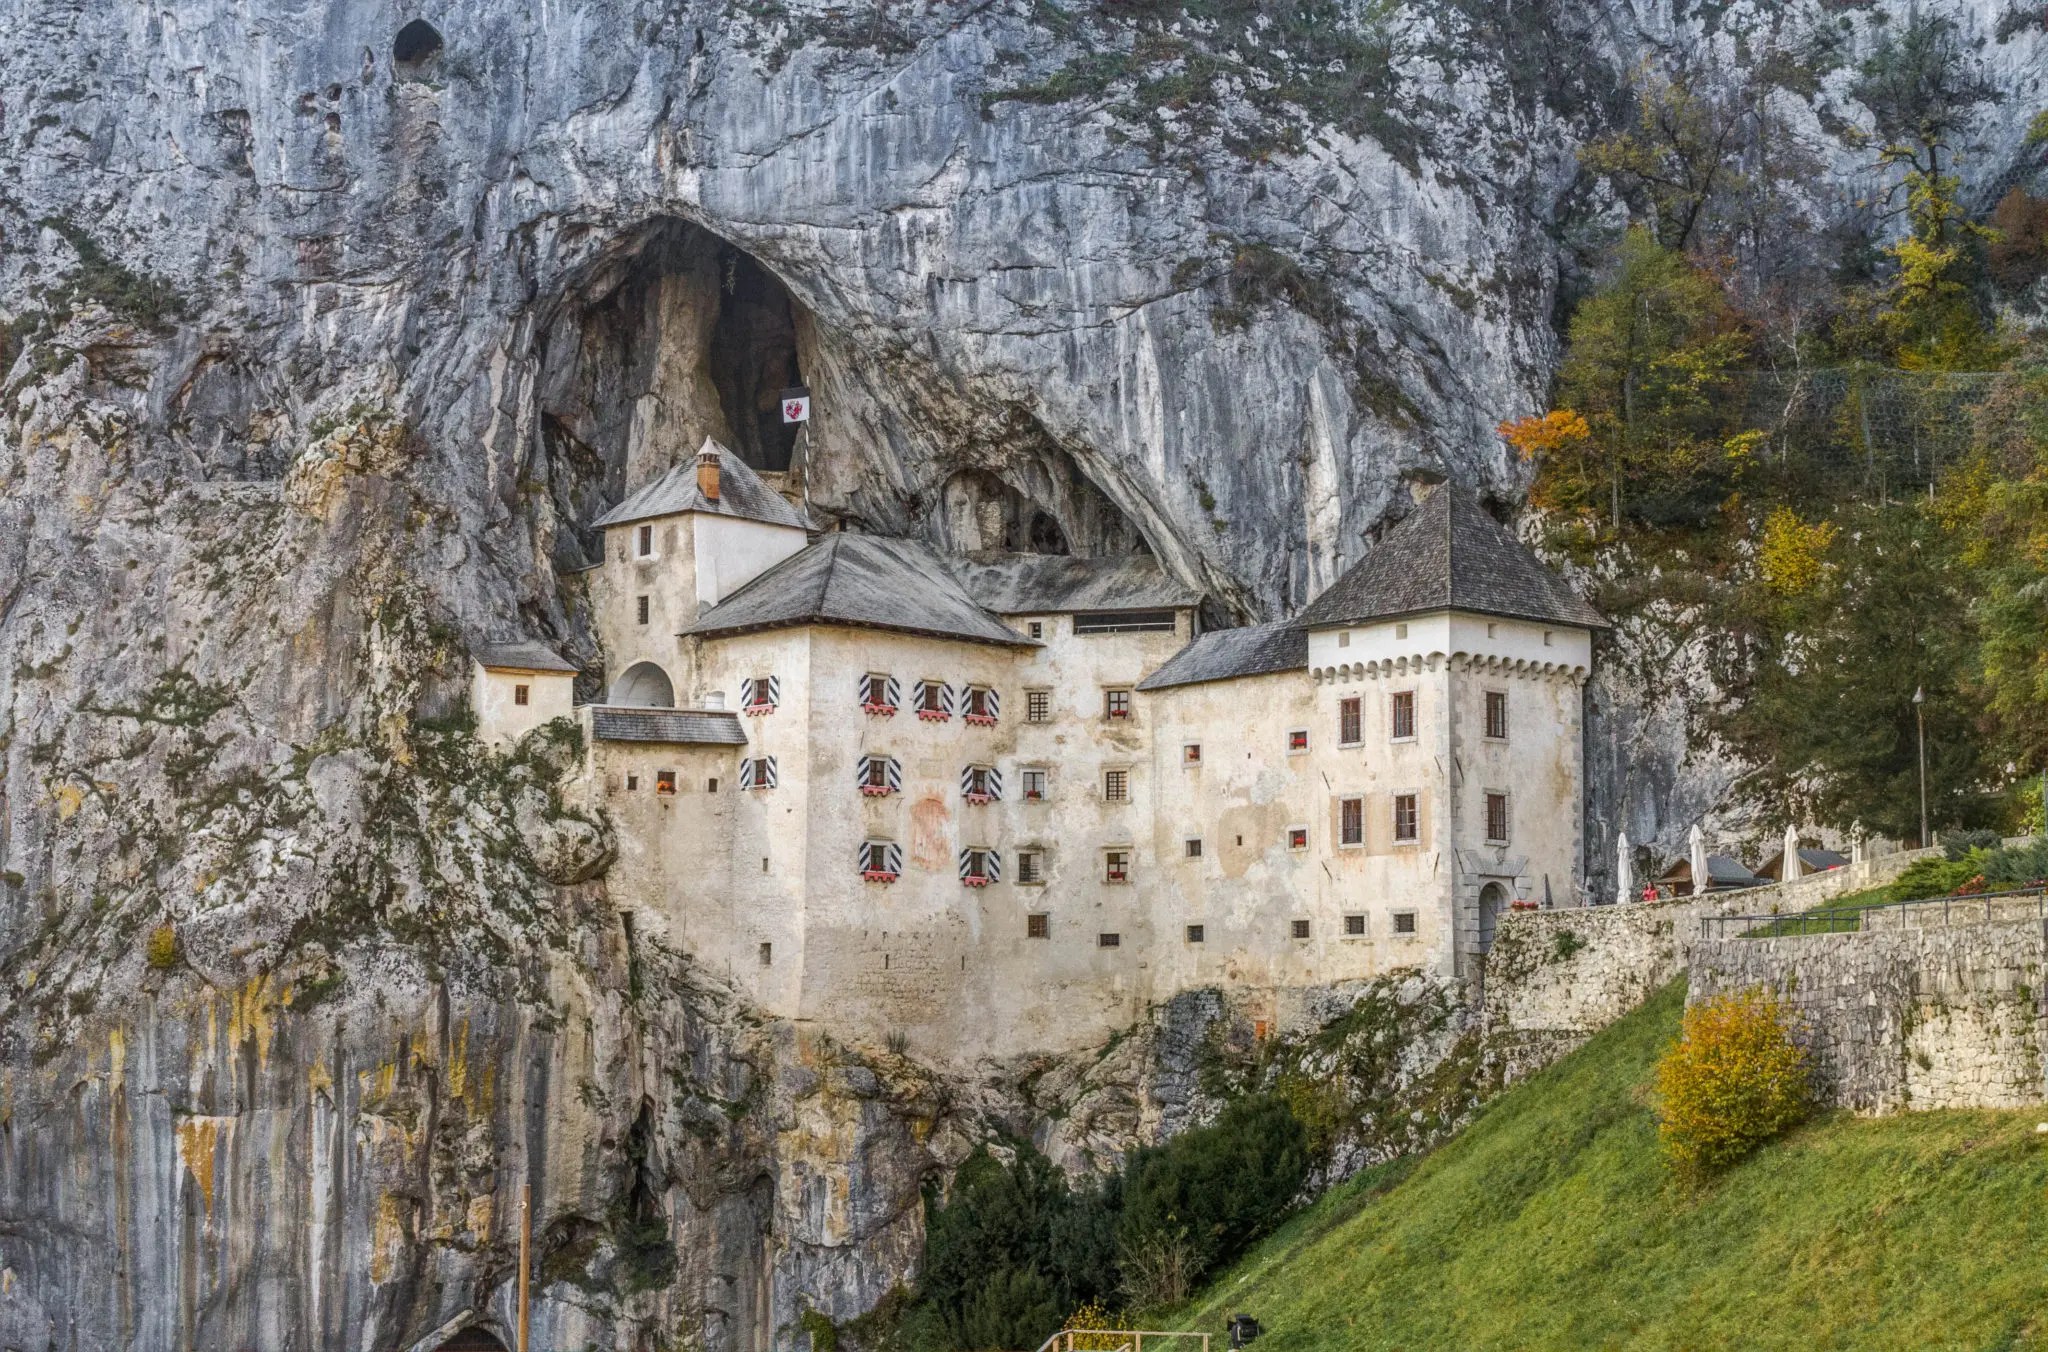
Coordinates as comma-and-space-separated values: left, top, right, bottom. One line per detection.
1167, 982, 2048, 1351
1744, 883, 1895, 936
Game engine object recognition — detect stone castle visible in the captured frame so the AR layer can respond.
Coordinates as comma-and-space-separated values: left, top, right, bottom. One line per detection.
473, 441, 1606, 1062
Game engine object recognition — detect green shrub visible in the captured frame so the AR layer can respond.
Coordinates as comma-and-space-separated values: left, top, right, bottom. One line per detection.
1888, 852, 1986, 902
145, 923, 180, 970
1654, 989, 1812, 1182
1943, 829, 2003, 860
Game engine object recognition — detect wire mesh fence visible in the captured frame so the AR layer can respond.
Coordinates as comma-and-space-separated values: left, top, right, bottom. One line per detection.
1722, 366, 2006, 498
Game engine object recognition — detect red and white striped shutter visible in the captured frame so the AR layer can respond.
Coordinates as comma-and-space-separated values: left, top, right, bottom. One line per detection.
856, 841, 868, 873
985, 848, 1001, 882
887, 757, 902, 793
886, 842, 903, 874
739, 758, 756, 790
943, 682, 959, 716
987, 765, 1003, 801
987, 688, 1000, 720
855, 754, 872, 790
763, 755, 778, 788
857, 673, 870, 708
767, 674, 781, 708
886, 676, 901, 708
739, 677, 755, 708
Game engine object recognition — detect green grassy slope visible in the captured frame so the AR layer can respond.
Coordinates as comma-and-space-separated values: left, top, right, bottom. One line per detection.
1170, 983, 2048, 1352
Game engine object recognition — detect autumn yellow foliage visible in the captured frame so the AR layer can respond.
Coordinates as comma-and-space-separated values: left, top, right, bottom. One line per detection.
1064, 1300, 1127, 1350
1497, 409, 1590, 461
1654, 989, 1811, 1181
1757, 507, 1838, 595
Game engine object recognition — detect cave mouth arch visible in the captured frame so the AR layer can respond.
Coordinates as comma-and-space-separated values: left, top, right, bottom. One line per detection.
611, 661, 676, 708
433, 1328, 509, 1352
393, 19, 444, 65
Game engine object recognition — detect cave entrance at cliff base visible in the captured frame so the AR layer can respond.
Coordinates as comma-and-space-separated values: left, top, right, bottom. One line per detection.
433, 1328, 509, 1352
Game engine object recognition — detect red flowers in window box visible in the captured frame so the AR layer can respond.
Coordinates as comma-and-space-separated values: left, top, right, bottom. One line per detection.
1106, 870, 1127, 883
964, 791, 994, 805
964, 712, 998, 727
916, 708, 950, 723
862, 701, 898, 717
859, 784, 895, 797
961, 875, 991, 888
862, 868, 899, 884
1510, 899, 1539, 912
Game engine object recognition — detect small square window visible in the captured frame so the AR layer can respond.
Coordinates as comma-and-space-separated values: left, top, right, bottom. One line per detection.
1183, 743, 1202, 766
1340, 797, 1363, 846
636, 524, 654, 557
1028, 620, 1044, 640
1028, 913, 1050, 939
1337, 631, 1351, 648
1186, 924, 1205, 944
706, 777, 719, 793
636, 595, 650, 625
1287, 728, 1309, 754
1292, 919, 1311, 940
1345, 913, 1367, 936
1017, 850, 1044, 885
1103, 769, 1129, 802
1287, 826, 1308, 851
514, 683, 530, 706
1026, 689, 1052, 722
1395, 622, 1409, 640
1098, 932, 1121, 948
1393, 911, 1417, 935
1104, 688, 1133, 720
1021, 768, 1049, 801
1185, 838, 1203, 859
1486, 622, 1498, 639
1391, 690, 1416, 741
1485, 690, 1508, 740
1543, 630, 1554, 646
655, 770, 677, 796
1104, 850, 1130, 883
1394, 793, 1419, 843
758, 942, 773, 966
625, 772, 640, 792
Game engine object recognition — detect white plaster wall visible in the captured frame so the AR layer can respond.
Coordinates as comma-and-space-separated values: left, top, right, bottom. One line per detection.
1307, 611, 1592, 676
692, 513, 808, 610
595, 514, 699, 702
470, 665, 575, 748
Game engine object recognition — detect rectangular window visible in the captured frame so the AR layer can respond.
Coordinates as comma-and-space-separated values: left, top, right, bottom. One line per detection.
1486, 792, 1510, 844
625, 773, 640, 791
1028, 913, 1050, 939
514, 683, 530, 706
1391, 690, 1416, 741
919, 681, 947, 715
1292, 919, 1311, 940
758, 942, 773, 966
1026, 689, 1051, 722
865, 758, 891, 790
1021, 768, 1048, 801
863, 673, 893, 709
1017, 850, 1044, 884
1395, 622, 1409, 640
1287, 826, 1308, 851
1098, 932, 1122, 948
706, 777, 719, 793
1340, 796, 1363, 846
1103, 769, 1129, 802
655, 770, 676, 796
964, 686, 998, 724
1287, 728, 1309, 753
962, 848, 996, 883
1485, 690, 1508, 740
1104, 850, 1130, 883
1074, 610, 1175, 634
636, 524, 654, 556
1345, 913, 1367, 937
1028, 620, 1044, 639
636, 595, 650, 625
746, 676, 776, 713
1185, 838, 1203, 859
1393, 793, 1419, 842
1186, 924, 1205, 944
964, 765, 997, 801
1393, 911, 1417, 935
747, 757, 776, 790
1487, 622, 1498, 638
1339, 697, 1361, 745
1104, 688, 1132, 720
1543, 630, 1554, 647
861, 841, 901, 879
1183, 743, 1202, 766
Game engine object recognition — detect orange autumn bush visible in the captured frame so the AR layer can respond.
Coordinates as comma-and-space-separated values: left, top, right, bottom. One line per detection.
1654, 989, 1811, 1181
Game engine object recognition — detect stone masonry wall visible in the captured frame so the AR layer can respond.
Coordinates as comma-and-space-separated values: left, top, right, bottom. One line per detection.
1480, 848, 1936, 1078
1689, 921, 2048, 1113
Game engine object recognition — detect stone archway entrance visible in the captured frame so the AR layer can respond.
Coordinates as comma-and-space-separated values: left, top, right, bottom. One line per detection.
1477, 881, 1509, 954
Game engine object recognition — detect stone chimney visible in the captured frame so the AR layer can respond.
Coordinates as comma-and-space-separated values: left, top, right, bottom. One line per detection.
697, 447, 721, 503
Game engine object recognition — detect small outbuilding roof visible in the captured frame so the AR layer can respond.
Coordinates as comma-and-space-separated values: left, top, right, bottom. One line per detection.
1296, 481, 1608, 632
474, 641, 580, 674
949, 552, 1200, 615
590, 707, 749, 745
590, 438, 811, 533
1137, 622, 1308, 691
690, 533, 1035, 648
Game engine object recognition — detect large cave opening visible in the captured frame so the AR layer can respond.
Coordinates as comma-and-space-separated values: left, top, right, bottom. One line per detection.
707, 248, 803, 472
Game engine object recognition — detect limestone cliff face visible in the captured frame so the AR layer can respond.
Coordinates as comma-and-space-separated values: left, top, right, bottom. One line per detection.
1, 1, 2043, 1347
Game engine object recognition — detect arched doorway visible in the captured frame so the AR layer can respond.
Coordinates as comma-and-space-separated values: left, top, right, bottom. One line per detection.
611, 661, 675, 708
434, 1328, 509, 1352
1477, 882, 1509, 954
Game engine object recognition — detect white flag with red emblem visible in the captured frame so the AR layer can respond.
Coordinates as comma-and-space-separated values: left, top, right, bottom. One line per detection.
780, 387, 811, 423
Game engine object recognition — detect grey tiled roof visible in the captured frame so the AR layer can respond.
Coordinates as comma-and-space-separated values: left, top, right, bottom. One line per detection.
474, 641, 580, 673
1137, 622, 1308, 691
589, 707, 749, 745
950, 552, 1200, 615
690, 533, 1036, 647
590, 438, 811, 532
1296, 482, 1608, 631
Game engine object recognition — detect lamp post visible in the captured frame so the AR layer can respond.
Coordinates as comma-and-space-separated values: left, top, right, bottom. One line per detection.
1913, 685, 1928, 849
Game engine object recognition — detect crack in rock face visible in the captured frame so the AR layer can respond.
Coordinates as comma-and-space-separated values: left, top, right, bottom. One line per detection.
1, 0, 2043, 1347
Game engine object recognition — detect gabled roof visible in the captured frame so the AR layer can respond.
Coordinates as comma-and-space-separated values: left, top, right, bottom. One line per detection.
689, 533, 1036, 648
1295, 482, 1608, 632
474, 640, 580, 674
949, 552, 1200, 615
591, 707, 748, 745
1137, 622, 1307, 691
590, 438, 811, 532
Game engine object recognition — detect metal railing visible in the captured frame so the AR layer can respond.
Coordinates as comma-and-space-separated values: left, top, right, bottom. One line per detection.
1032, 1331, 1211, 1352
1699, 885, 2048, 940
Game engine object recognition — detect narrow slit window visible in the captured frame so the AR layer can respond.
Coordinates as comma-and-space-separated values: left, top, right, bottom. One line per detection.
636, 595, 650, 626
636, 524, 654, 557
1485, 690, 1508, 740
1486, 792, 1510, 844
